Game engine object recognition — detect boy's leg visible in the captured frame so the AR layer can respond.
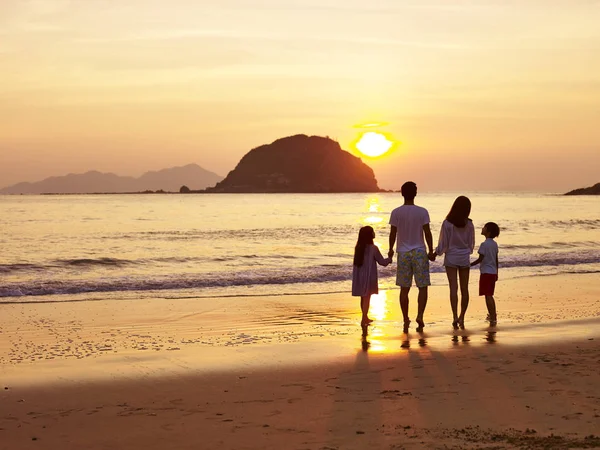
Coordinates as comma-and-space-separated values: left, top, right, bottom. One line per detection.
485, 295, 497, 324
457, 267, 470, 326
445, 267, 459, 323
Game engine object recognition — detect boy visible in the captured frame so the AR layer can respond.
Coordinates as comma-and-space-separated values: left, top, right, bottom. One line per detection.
470, 222, 500, 326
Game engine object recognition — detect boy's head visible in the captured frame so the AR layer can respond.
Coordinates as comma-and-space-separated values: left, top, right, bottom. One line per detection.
482, 222, 500, 239
401, 181, 417, 201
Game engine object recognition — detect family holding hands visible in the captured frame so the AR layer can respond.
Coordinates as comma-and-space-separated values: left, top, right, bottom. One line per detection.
352, 181, 500, 332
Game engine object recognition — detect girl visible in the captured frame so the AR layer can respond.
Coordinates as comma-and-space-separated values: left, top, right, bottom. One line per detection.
432, 196, 475, 329
352, 226, 393, 326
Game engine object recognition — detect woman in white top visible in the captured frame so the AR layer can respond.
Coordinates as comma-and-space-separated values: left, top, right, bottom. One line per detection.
432, 196, 475, 329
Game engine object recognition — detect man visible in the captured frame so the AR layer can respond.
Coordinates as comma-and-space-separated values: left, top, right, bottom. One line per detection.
388, 181, 434, 332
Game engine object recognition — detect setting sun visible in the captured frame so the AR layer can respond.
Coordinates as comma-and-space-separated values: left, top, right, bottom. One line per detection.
355, 132, 393, 158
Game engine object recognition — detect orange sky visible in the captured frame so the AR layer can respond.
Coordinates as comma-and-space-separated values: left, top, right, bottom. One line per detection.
1, 0, 599, 191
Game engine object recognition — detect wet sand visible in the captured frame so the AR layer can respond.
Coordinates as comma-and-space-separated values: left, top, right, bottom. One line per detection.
1, 273, 600, 449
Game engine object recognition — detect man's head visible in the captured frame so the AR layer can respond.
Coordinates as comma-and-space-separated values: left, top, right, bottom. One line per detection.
401, 181, 417, 201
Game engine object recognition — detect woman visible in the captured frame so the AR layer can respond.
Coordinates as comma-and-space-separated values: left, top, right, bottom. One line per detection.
433, 196, 475, 329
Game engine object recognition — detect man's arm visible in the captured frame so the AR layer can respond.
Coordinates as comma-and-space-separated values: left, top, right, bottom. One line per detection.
423, 223, 433, 255
388, 226, 397, 258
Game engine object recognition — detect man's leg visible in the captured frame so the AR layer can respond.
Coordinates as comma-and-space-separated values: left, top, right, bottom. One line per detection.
399, 287, 411, 324
396, 251, 412, 330
414, 249, 431, 331
416, 286, 428, 327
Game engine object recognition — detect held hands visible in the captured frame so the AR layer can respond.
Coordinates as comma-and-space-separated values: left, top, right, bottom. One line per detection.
388, 249, 394, 258
428, 251, 436, 262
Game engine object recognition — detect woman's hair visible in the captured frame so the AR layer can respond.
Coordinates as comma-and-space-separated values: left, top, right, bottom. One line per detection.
353, 226, 375, 266
446, 196, 472, 228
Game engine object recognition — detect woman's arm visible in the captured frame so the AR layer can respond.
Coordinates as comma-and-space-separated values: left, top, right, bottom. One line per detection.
469, 221, 475, 253
434, 220, 448, 256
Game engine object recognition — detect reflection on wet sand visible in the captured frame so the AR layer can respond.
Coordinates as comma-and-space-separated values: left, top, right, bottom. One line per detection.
485, 331, 497, 343
452, 334, 470, 346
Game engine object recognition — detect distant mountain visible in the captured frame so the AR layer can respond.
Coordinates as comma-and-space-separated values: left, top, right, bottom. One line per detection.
0, 164, 223, 194
565, 182, 600, 195
207, 134, 380, 193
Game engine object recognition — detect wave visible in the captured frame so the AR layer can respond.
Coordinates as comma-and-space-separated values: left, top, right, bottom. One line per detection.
0, 257, 134, 273
0, 254, 318, 274
63, 257, 133, 266
501, 240, 600, 250
2, 252, 600, 299
104, 219, 600, 243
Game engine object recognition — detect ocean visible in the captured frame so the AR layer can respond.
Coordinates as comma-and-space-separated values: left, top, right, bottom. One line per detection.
1, 192, 599, 304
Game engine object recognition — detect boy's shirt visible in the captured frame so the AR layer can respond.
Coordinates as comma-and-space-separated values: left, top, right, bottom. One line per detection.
478, 238, 498, 274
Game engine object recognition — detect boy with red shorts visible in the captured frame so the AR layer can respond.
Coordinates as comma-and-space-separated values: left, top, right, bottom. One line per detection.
470, 222, 500, 326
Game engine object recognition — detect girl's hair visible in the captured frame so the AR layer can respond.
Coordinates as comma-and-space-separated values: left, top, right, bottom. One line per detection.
353, 226, 375, 267
446, 196, 472, 228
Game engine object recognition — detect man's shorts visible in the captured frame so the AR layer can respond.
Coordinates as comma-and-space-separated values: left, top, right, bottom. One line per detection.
396, 248, 431, 288
479, 273, 498, 296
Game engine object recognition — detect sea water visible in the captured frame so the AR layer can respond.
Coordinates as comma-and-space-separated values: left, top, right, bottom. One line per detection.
1, 192, 599, 303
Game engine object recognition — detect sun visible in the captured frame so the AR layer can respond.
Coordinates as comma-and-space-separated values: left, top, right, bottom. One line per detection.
355, 132, 393, 158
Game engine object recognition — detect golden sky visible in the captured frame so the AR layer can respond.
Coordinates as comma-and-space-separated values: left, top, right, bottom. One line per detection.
1, 0, 599, 191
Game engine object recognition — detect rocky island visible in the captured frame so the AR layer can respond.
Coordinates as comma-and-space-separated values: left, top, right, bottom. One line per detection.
206, 134, 380, 193
565, 183, 600, 195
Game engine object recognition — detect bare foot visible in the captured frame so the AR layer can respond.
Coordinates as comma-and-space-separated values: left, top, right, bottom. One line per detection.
416, 319, 425, 332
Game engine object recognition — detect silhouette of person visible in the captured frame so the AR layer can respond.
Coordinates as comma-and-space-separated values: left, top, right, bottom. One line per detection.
431, 196, 475, 330
388, 181, 434, 333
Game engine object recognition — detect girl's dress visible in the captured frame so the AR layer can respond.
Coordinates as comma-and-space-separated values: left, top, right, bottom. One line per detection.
352, 244, 392, 297
435, 219, 475, 268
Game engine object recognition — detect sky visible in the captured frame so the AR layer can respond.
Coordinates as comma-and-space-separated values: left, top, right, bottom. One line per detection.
1, 0, 599, 191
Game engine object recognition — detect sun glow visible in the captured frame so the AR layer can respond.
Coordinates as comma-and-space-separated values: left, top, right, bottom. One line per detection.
355, 132, 393, 158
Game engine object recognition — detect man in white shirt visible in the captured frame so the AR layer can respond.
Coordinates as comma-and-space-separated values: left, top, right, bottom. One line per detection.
388, 181, 434, 332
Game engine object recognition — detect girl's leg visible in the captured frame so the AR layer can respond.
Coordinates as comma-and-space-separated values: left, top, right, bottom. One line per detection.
457, 267, 470, 328
485, 295, 497, 325
360, 295, 372, 324
445, 267, 459, 327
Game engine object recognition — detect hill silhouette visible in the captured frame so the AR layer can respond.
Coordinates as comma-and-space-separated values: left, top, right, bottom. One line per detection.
0, 164, 222, 194
565, 183, 600, 195
207, 135, 380, 193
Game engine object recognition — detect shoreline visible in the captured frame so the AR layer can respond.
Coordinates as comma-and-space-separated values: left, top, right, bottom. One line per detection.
2, 269, 600, 306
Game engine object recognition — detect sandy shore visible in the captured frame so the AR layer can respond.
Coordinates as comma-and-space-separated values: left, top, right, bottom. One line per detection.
1, 273, 600, 449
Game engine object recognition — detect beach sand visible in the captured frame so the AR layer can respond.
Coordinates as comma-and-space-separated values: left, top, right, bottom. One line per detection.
1, 273, 599, 449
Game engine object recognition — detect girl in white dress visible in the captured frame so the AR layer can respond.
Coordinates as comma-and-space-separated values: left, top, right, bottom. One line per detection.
352, 226, 393, 326
432, 196, 475, 329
